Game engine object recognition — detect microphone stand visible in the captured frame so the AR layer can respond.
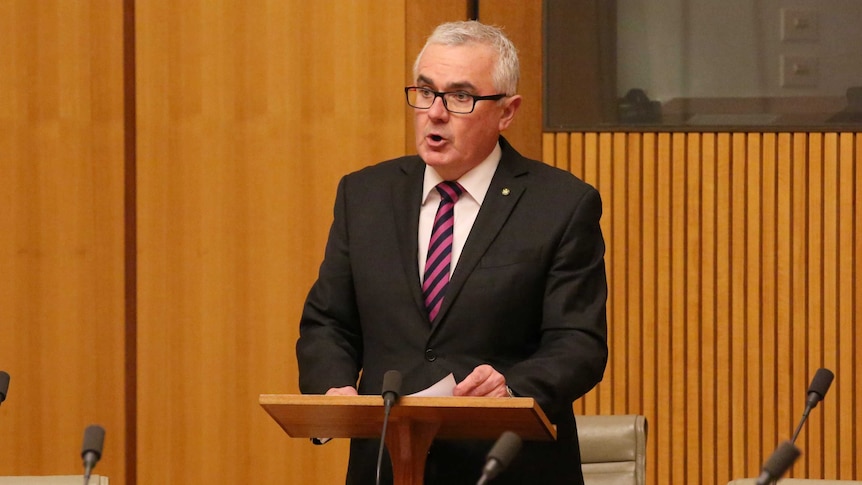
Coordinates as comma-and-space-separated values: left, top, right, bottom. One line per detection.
376, 370, 402, 485
376, 399, 395, 485
765, 368, 833, 484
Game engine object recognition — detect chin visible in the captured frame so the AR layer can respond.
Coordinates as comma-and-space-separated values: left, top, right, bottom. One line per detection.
423, 159, 448, 172
417, 148, 447, 166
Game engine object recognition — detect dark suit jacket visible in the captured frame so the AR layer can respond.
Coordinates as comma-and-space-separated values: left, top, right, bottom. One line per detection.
297, 137, 608, 484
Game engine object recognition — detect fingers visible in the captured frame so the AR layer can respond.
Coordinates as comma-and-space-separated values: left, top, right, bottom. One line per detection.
453, 364, 509, 397
325, 386, 358, 396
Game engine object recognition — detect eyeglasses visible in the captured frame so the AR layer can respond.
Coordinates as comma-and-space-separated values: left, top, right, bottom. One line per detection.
404, 86, 507, 114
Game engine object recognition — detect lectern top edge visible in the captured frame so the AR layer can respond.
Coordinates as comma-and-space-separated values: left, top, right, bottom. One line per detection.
259, 393, 557, 441
259, 393, 541, 410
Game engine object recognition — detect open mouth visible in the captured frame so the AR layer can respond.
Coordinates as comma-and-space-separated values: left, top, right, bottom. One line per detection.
430, 134, 444, 142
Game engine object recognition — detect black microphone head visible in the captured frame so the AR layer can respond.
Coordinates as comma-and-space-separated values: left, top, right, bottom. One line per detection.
486, 431, 523, 471
0, 371, 9, 404
806, 368, 834, 408
81, 425, 106, 460
381, 370, 402, 404
756, 440, 801, 485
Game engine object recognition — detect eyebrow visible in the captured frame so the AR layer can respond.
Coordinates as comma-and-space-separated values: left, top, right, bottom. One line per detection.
416, 74, 478, 92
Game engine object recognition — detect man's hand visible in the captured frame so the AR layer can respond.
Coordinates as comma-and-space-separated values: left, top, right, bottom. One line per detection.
325, 386, 358, 396
452, 364, 510, 397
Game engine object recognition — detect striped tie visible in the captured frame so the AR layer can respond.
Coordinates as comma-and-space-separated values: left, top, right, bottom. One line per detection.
423, 181, 463, 321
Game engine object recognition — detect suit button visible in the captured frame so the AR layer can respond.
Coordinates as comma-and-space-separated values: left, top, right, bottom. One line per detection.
424, 349, 437, 362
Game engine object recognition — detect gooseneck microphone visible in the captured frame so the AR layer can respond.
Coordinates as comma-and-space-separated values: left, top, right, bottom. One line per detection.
375, 370, 402, 485
755, 440, 801, 485
0, 371, 9, 407
756, 368, 834, 485
476, 431, 522, 485
81, 425, 106, 485
791, 367, 834, 443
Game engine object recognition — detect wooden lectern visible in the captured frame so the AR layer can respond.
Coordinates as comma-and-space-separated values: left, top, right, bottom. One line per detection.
260, 394, 556, 485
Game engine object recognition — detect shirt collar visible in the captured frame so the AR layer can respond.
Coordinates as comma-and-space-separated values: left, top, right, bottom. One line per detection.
422, 142, 501, 205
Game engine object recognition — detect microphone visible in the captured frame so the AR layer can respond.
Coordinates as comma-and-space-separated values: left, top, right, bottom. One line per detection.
375, 370, 402, 485
382, 370, 402, 410
0, 371, 9, 406
791, 368, 834, 443
476, 431, 522, 485
755, 440, 801, 485
81, 425, 106, 485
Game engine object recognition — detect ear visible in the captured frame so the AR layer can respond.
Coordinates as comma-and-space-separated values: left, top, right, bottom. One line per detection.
497, 95, 522, 131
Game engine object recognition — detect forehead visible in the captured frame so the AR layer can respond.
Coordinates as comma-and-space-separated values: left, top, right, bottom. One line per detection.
415, 42, 497, 90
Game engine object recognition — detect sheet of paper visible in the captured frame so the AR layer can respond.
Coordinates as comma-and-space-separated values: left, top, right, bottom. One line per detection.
310, 373, 457, 445
407, 373, 456, 397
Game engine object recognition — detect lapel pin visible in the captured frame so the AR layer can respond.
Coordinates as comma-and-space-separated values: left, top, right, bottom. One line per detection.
501, 188, 511, 196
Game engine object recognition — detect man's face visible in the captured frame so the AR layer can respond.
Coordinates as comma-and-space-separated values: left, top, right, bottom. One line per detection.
412, 43, 520, 180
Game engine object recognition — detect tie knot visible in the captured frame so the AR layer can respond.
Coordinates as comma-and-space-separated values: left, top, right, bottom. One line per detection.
436, 181, 463, 203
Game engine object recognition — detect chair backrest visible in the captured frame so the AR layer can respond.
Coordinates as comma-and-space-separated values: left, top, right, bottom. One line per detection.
728, 480, 862, 484
0, 476, 108, 485
576, 414, 648, 485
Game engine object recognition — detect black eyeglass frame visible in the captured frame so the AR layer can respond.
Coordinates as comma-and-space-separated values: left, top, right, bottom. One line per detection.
404, 86, 508, 114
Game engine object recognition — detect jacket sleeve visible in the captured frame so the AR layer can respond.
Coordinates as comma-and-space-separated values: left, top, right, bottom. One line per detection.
295, 176, 364, 394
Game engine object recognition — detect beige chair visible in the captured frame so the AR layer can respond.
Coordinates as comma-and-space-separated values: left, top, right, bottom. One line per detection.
0, 476, 108, 485
728, 480, 862, 484
576, 414, 648, 485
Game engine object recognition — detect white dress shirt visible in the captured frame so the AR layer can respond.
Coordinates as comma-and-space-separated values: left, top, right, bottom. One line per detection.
418, 143, 501, 283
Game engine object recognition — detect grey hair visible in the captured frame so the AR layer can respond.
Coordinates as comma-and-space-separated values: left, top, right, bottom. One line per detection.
412, 20, 520, 96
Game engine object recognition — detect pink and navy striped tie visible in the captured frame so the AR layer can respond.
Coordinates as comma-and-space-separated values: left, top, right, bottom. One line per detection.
423, 181, 463, 321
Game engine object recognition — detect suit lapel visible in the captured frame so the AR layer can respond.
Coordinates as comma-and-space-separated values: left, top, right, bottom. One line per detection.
433, 143, 530, 327
391, 157, 428, 319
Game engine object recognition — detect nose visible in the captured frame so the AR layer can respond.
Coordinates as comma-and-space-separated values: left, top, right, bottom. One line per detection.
426, 94, 449, 120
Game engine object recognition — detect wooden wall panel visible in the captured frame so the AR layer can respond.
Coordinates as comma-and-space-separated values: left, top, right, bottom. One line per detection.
0, 0, 127, 480
134, 1, 406, 484
479, 0, 543, 160
544, 131, 861, 484
8, 1, 859, 484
